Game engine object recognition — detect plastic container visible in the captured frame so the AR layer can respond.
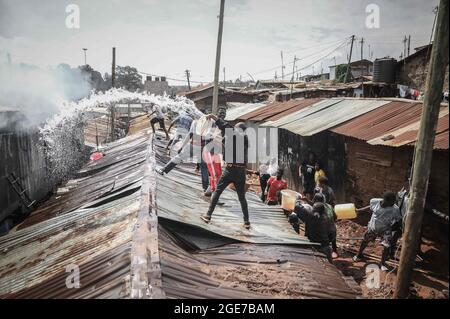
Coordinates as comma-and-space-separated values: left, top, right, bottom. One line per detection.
280, 190, 301, 211
334, 203, 357, 220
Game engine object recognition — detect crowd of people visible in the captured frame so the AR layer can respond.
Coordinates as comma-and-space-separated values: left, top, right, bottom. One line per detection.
257, 150, 407, 268
154, 105, 252, 230
150, 105, 409, 270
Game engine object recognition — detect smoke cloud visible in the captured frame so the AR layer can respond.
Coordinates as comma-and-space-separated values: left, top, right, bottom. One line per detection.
0, 62, 92, 129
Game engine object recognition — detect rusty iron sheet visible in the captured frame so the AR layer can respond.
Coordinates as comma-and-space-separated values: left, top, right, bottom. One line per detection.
19, 131, 150, 229
0, 192, 140, 298
331, 101, 449, 150
238, 99, 321, 122
153, 137, 312, 245
158, 223, 361, 299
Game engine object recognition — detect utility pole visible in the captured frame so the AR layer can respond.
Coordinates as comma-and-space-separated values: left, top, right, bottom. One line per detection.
82, 48, 88, 65
360, 37, 364, 97
111, 47, 116, 88
223, 67, 226, 90
429, 6, 439, 45
281, 50, 285, 80
212, 0, 225, 115
185, 69, 191, 90
290, 55, 297, 100
360, 38, 364, 63
407, 35, 411, 57
111, 47, 116, 142
403, 36, 408, 59
344, 35, 355, 83
394, 0, 449, 299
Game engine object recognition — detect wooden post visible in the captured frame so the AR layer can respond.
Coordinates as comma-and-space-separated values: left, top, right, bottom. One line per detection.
394, 0, 449, 299
111, 104, 115, 142
111, 47, 116, 142
360, 37, 364, 97
185, 69, 191, 91
212, 0, 225, 115
290, 55, 297, 100
111, 47, 116, 88
407, 35, 411, 57
344, 35, 355, 83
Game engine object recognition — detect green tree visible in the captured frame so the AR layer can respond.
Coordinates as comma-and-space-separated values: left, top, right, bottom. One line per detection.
115, 66, 143, 91
334, 64, 352, 83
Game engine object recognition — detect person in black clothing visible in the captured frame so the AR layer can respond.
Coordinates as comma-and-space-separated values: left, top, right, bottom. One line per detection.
313, 192, 338, 258
200, 114, 250, 229
294, 199, 333, 263
300, 152, 316, 200
317, 176, 336, 207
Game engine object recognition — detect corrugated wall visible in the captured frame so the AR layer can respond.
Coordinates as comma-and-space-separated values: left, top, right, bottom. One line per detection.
0, 128, 52, 224
277, 129, 346, 201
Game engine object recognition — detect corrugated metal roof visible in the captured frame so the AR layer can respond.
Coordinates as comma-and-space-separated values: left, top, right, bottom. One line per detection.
331, 101, 449, 150
154, 137, 312, 245
263, 98, 390, 136
0, 129, 151, 298
152, 137, 361, 298
262, 99, 342, 128
0, 123, 361, 299
159, 224, 360, 299
239, 99, 321, 122
225, 102, 266, 121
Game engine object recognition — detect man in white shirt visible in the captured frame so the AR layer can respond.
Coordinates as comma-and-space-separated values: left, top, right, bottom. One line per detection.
353, 191, 401, 271
149, 103, 169, 139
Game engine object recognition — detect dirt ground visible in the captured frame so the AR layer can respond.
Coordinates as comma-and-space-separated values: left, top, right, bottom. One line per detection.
247, 174, 449, 299
333, 219, 449, 299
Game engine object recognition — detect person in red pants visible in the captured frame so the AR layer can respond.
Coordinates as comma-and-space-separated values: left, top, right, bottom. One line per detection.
202, 148, 222, 196
203, 107, 226, 197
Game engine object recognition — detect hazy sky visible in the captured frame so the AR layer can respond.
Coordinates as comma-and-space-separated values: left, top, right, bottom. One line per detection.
0, 0, 439, 85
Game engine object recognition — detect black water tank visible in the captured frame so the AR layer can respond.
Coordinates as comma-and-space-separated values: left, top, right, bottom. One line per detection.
373, 58, 397, 83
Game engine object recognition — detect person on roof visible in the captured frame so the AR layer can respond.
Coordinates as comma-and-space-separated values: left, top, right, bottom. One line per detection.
200, 114, 251, 230
149, 103, 169, 139
294, 199, 333, 263
156, 117, 212, 193
353, 191, 402, 271
166, 111, 193, 153
313, 193, 339, 259
265, 167, 288, 205
202, 107, 226, 197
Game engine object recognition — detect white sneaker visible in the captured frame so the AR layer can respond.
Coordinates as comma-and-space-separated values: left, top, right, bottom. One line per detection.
352, 255, 362, 262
